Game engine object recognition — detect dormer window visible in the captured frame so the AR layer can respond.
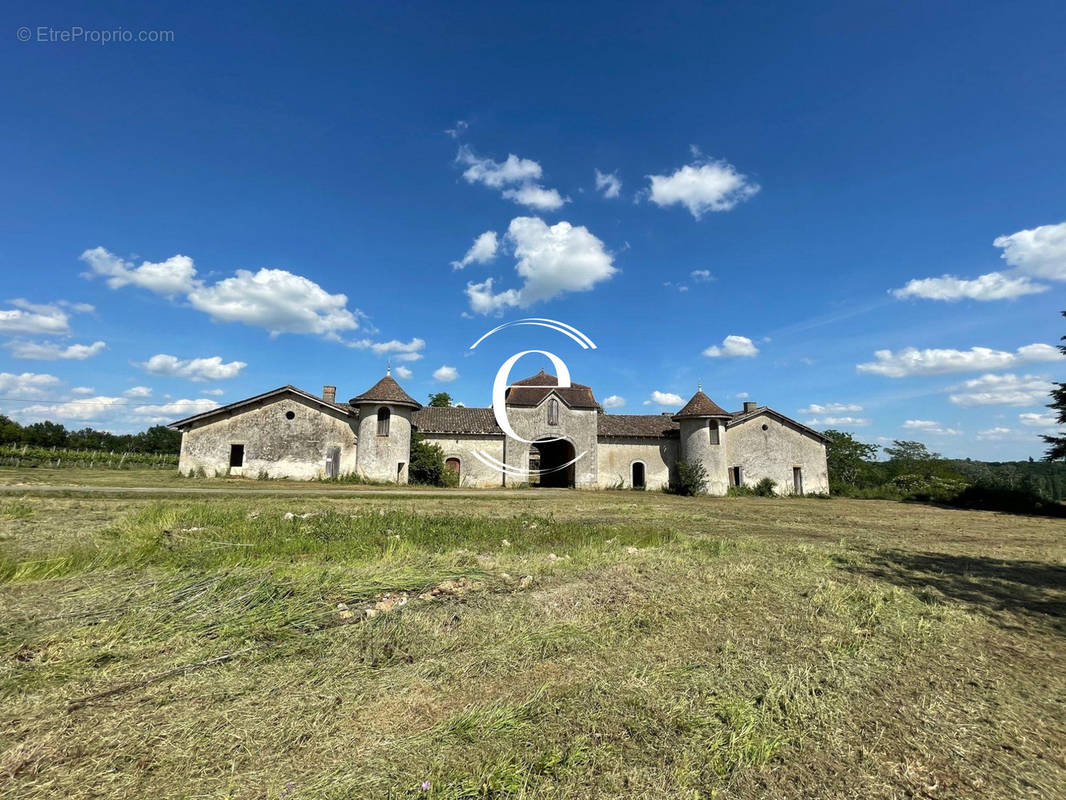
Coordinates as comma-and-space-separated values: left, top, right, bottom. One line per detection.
547, 398, 559, 426
377, 406, 391, 436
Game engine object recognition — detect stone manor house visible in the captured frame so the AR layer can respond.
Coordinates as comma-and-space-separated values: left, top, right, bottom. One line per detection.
170, 370, 829, 494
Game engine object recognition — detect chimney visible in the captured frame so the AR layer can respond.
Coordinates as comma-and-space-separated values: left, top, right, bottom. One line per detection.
743, 401, 757, 413
322, 385, 336, 404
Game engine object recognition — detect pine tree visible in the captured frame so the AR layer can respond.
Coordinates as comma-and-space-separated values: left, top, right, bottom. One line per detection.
1043, 311, 1066, 461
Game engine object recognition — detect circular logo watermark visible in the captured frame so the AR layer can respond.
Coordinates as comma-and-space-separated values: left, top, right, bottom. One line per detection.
468, 318, 596, 481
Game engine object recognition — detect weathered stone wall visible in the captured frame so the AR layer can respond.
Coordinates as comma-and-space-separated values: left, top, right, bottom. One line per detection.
679, 418, 729, 495
502, 396, 599, 487
596, 439, 677, 490
354, 404, 413, 483
419, 434, 506, 487
725, 413, 829, 495
178, 395, 358, 479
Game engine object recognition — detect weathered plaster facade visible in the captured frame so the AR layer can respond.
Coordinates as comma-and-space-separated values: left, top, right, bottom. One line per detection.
596, 439, 677, 490
419, 433, 505, 488
177, 392, 357, 479
725, 411, 830, 495
171, 372, 829, 493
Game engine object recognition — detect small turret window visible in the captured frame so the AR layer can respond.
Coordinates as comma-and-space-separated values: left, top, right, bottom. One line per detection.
377, 406, 391, 436
709, 420, 720, 445
547, 398, 559, 426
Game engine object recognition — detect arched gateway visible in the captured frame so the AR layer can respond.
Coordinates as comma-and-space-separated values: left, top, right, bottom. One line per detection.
529, 437, 576, 488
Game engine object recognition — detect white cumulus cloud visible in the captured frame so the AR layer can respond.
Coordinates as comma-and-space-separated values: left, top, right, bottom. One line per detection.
646, 156, 759, 219
602, 394, 626, 409
805, 416, 871, 427
902, 419, 962, 435
20, 395, 127, 422
7, 340, 106, 360
800, 402, 863, 414
977, 427, 1015, 441
994, 220, 1066, 280
132, 398, 221, 424
82, 247, 365, 338
457, 145, 567, 210
347, 337, 425, 362
393, 365, 413, 380
857, 343, 1062, 377
123, 386, 153, 398
0, 299, 72, 336
1019, 412, 1057, 428
643, 391, 683, 407
892, 271, 1048, 301
948, 373, 1053, 407
140, 354, 247, 382
451, 231, 499, 269
703, 335, 759, 358
465, 217, 616, 314
594, 169, 622, 199
0, 372, 61, 399
80, 247, 198, 296
187, 269, 361, 337
433, 365, 458, 383
890, 220, 1066, 302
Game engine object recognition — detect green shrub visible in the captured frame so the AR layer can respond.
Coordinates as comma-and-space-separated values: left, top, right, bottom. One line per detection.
752, 477, 777, 497
668, 460, 708, 496
409, 432, 449, 487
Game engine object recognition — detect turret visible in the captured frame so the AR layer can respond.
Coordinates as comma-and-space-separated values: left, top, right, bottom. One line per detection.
349, 369, 421, 483
672, 386, 732, 495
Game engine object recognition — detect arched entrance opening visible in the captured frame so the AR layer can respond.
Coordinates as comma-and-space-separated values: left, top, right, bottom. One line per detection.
631, 461, 646, 489
445, 457, 460, 483
529, 438, 576, 488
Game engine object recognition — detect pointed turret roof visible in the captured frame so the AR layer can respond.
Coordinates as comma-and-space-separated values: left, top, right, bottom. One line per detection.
671, 389, 731, 421
349, 374, 421, 408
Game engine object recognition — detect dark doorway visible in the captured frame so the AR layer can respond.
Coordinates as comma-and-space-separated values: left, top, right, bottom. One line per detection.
229, 444, 244, 468
631, 461, 646, 489
529, 438, 575, 488
793, 466, 803, 495
445, 457, 460, 482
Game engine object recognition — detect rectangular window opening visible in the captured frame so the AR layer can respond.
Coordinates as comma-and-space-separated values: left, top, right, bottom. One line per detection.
709, 421, 720, 445
229, 444, 245, 468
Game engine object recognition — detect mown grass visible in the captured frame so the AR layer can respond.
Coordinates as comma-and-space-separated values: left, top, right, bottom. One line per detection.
0, 491, 1063, 798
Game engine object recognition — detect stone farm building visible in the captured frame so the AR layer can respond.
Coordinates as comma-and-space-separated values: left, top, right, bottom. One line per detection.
170, 370, 830, 494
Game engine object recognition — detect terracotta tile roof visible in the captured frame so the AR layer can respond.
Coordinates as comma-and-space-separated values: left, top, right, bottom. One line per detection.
672, 390, 731, 420
348, 374, 421, 408
504, 370, 599, 409
597, 414, 680, 438
412, 406, 502, 435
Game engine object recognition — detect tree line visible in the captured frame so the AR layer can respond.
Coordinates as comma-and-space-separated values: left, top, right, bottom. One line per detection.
0, 415, 181, 454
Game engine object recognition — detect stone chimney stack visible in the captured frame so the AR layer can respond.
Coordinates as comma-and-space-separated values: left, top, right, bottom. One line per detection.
322, 385, 337, 404
743, 401, 757, 413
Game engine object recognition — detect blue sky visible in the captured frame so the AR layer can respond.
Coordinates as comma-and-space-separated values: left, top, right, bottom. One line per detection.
1, 0, 1063, 459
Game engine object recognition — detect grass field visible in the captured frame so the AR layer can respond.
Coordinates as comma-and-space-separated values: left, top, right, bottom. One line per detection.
1, 477, 1064, 798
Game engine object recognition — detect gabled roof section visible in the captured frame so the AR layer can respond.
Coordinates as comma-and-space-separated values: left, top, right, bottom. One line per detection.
169, 385, 353, 430
597, 414, 680, 439
672, 389, 731, 420
727, 405, 830, 443
505, 370, 599, 409
413, 406, 502, 435
349, 374, 421, 409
